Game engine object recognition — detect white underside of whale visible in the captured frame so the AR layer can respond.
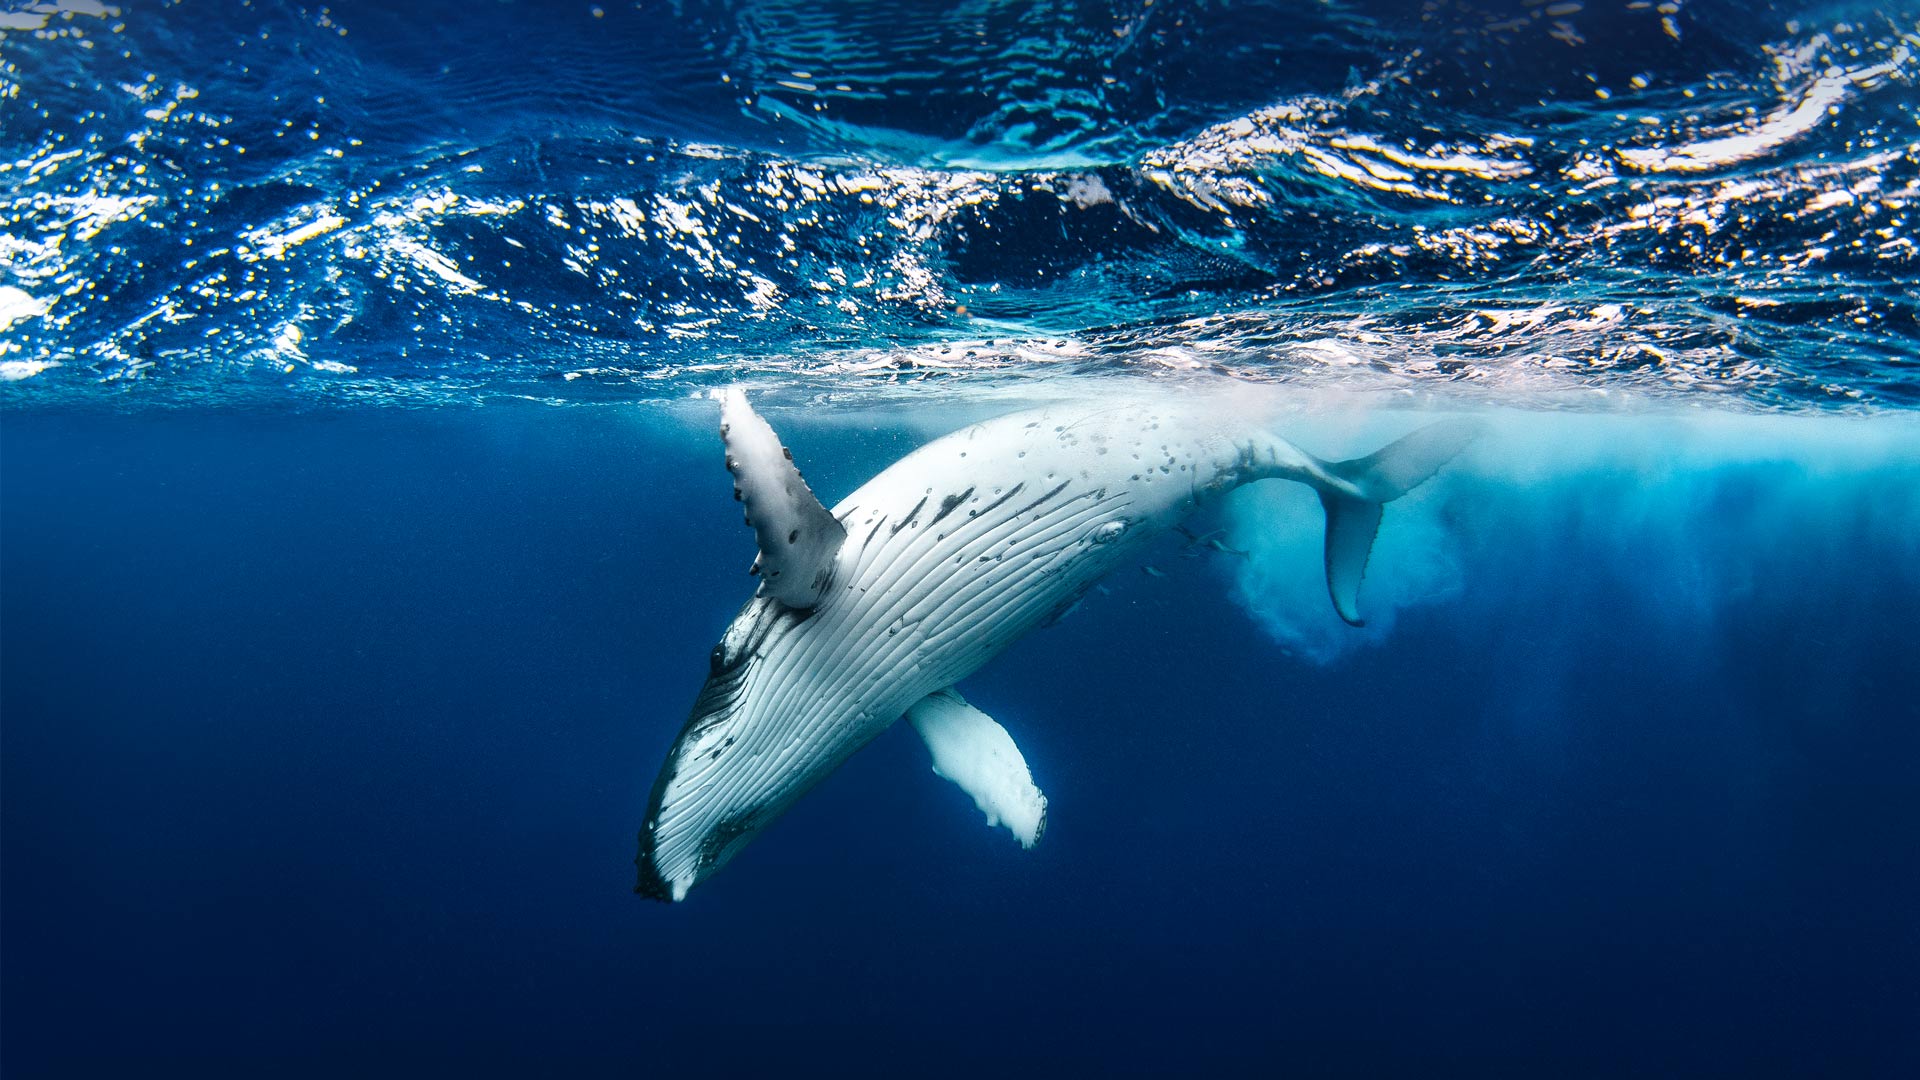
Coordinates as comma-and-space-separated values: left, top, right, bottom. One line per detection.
635, 391, 1476, 901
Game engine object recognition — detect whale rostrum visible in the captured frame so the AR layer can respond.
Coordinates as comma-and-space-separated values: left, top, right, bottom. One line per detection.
636, 391, 1479, 901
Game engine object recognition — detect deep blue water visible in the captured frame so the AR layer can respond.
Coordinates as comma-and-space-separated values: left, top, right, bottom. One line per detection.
5, 1, 1920, 1076
6, 404, 1918, 1075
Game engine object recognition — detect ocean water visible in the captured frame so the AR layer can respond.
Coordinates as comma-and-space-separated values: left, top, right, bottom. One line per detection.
3, 1, 1919, 1076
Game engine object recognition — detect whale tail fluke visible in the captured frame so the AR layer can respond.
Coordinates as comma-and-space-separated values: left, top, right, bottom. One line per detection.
1316, 418, 1480, 626
1329, 418, 1483, 503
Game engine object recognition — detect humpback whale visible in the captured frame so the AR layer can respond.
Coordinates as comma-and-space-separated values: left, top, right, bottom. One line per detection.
636, 390, 1476, 901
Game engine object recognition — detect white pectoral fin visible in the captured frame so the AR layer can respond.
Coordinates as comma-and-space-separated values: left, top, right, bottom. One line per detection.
906, 689, 1048, 849
719, 388, 847, 609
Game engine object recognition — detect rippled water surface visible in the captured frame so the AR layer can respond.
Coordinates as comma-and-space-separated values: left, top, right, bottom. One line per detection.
2, 0, 1916, 407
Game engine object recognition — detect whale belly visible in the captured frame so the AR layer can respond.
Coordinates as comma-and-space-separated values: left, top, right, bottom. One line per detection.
641, 398, 1261, 899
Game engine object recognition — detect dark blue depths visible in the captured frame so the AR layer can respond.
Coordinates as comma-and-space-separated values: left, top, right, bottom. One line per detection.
3, 408, 1917, 1077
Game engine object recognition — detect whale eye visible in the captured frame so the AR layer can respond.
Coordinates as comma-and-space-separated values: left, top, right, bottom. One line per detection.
1089, 521, 1127, 545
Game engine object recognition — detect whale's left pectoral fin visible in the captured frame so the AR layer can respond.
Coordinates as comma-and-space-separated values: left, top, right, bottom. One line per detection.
719, 388, 846, 608
907, 689, 1048, 849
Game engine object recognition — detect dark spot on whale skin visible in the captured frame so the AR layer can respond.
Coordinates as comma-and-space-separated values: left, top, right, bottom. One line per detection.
782, 446, 793, 460
890, 495, 928, 534
1013, 480, 1071, 518
931, 487, 975, 526
971, 482, 1025, 520
699, 812, 762, 873
733, 487, 743, 501
787, 529, 799, 544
